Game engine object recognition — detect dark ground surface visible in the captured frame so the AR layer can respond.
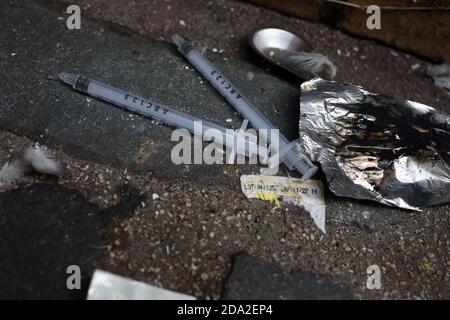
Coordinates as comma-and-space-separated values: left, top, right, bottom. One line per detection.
223, 253, 355, 300
0, 184, 102, 299
0, 0, 449, 299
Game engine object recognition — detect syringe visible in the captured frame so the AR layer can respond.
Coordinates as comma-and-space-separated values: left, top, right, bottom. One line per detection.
173, 35, 318, 180
53, 73, 269, 161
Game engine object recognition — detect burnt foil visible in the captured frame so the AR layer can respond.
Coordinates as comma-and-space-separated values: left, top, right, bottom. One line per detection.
299, 78, 450, 209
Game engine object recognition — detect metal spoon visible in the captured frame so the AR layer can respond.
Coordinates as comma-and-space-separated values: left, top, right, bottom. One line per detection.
249, 28, 319, 80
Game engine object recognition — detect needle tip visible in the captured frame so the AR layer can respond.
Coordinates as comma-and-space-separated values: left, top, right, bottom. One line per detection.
172, 34, 185, 48
49, 72, 77, 86
47, 74, 59, 81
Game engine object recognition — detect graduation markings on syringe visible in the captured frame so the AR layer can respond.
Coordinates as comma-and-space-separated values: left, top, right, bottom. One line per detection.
210, 70, 243, 101
124, 94, 169, 115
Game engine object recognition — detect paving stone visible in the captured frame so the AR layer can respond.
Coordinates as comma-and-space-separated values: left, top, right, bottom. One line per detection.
223, 253, 355, 300
0, 184, 103, 299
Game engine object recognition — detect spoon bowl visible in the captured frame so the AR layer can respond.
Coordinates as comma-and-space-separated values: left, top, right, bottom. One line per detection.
249, 28, 318, 80
250, 28, 312, 57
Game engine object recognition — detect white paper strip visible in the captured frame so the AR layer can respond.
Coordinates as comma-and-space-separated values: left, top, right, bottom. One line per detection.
240, 175, 326, 232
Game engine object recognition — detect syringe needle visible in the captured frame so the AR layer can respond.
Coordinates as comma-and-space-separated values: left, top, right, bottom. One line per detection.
173, 35, 318, 179
53, 73, 269, 162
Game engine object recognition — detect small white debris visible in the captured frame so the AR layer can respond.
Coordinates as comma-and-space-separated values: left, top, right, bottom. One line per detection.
226, 118, 232, 123
390, 50, 399, 57
24, 144, 64, 176
362, 211, 370, 219
246, 72, 254, 81
0, 159, 28, 191
212, 48, 218, 53
0, 144, 64, 192
337, 49, 342, 56
11, 53, 16, 56
411, 63, 421, 71
165, 245, 170, 255
179, 20, 187, 27
152, 193, 160, 200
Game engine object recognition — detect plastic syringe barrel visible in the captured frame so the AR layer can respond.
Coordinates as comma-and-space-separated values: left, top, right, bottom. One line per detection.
173, 35, 317, 179
58, 73, 266, 159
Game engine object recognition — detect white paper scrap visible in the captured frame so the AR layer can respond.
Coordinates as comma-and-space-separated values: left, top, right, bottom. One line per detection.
240, 175, 326, 232
87, 269, 196, 300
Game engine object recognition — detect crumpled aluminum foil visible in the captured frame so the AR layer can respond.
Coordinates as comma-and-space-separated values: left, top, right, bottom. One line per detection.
299, 78, 450, 210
